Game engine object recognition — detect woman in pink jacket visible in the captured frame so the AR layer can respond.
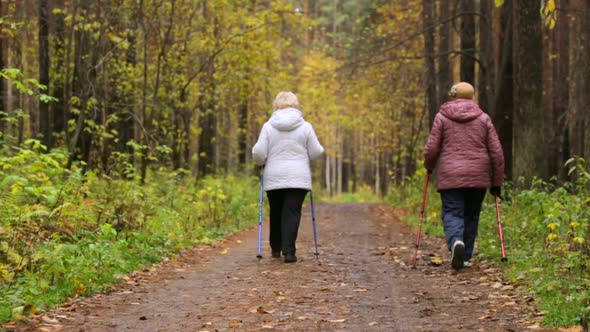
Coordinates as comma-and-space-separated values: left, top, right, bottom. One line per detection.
424, 82, 504, 270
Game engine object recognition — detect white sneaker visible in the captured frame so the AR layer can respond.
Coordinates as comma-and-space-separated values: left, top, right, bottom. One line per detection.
463, 260, 472, 268
451, 240, 465, 270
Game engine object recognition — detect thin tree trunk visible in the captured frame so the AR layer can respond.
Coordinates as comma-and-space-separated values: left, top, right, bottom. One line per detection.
38, 0, 51, 148
478, 0, 494, 112
459, 0, 476, 84
437, 0, 451, 107
325, 152, 331, 195
549, 0, 570, 179
51, 1, 66, 143
512, 0, 546, 180
337, 142, 342, 195
238, 99, 248, 167
571, 0, 589, 163
422, 0, 437, 127
493, 3, 513, 181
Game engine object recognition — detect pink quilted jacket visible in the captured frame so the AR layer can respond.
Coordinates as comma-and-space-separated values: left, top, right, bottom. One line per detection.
424, 99, 505, 191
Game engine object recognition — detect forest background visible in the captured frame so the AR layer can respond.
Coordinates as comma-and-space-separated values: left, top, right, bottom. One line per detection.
0, 0, 589, 328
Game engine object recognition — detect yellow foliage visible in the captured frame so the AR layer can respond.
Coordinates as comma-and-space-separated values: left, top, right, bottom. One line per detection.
541, 0, 557, 30
573, 237, 585, 245
546, 233, 558, 241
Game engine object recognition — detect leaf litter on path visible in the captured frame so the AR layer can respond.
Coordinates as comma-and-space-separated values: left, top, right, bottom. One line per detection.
10, 203, 549, 332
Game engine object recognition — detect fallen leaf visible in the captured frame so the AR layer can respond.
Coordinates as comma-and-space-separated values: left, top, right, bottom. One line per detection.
353, 288, 368, 292
430, 256, 444, 266
328, 319, 346, 323
41, 316, 60, 325
368, 321, 378, 326
256, 306, 273, 314
220, 248, 229, 255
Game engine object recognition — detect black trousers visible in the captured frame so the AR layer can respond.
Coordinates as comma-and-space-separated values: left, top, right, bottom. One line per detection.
266, 188, 308, 256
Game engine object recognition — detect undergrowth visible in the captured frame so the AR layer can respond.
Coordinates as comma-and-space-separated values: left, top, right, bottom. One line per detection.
0, 144, 258, 323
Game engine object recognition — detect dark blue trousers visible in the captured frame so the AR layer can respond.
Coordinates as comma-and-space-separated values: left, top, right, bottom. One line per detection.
267, 189, 308, 256
440, 188, 487, 261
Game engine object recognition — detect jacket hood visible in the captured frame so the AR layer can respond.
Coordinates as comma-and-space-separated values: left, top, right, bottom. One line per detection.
269, 108, 304, 131
439, 99, 483, 123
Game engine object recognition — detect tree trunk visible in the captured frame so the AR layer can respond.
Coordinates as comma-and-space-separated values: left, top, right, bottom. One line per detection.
493, 3, 513, 181
238, 99, 248, 167
38, 0, 51, 148
51, 1, 66, 143
437, 0, 451, 107
512, 0, 547, 180
478, 0, 494, 112
571, 0, 590, 163
197, 2, 218, 177
422, 0, 437, 128
325, 152, 331, 195
67, 0, 94, 169
459, 0, 476, 84
548, 0, 570, 179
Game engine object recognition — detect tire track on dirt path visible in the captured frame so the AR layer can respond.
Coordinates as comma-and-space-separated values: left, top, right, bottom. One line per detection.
18, 203, 546, 331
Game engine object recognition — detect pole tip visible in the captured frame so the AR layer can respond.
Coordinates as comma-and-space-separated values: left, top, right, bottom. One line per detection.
256, 255, 263, 259
501, 257, 508, 262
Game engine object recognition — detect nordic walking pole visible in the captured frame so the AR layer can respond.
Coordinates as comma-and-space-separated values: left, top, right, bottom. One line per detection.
256, 173, 264, 259
412, 172, 430, 268
495, 195, 508, 262
310, 190, 319, 259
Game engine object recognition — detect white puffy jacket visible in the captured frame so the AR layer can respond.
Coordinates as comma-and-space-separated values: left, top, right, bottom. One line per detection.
252, 108, 324, 191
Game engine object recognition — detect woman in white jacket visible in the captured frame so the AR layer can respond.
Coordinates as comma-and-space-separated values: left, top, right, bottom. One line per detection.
252, 92, 324, 263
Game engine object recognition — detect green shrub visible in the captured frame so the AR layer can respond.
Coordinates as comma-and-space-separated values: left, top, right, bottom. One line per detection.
0, 147, 258, 323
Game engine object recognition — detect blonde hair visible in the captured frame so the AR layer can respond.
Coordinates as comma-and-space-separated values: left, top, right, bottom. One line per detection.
272, 91, 299, 111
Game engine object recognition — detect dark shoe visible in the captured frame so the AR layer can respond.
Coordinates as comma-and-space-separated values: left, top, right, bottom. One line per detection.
451, 240, 465, 270
271, 251, 281, 258
284, 255, 297, 263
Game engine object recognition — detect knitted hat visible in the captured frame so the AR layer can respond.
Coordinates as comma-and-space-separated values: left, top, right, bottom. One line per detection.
448, 82, 474, 100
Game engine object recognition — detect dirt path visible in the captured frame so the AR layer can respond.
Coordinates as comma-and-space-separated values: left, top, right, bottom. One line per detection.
19, 203, 547, 331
